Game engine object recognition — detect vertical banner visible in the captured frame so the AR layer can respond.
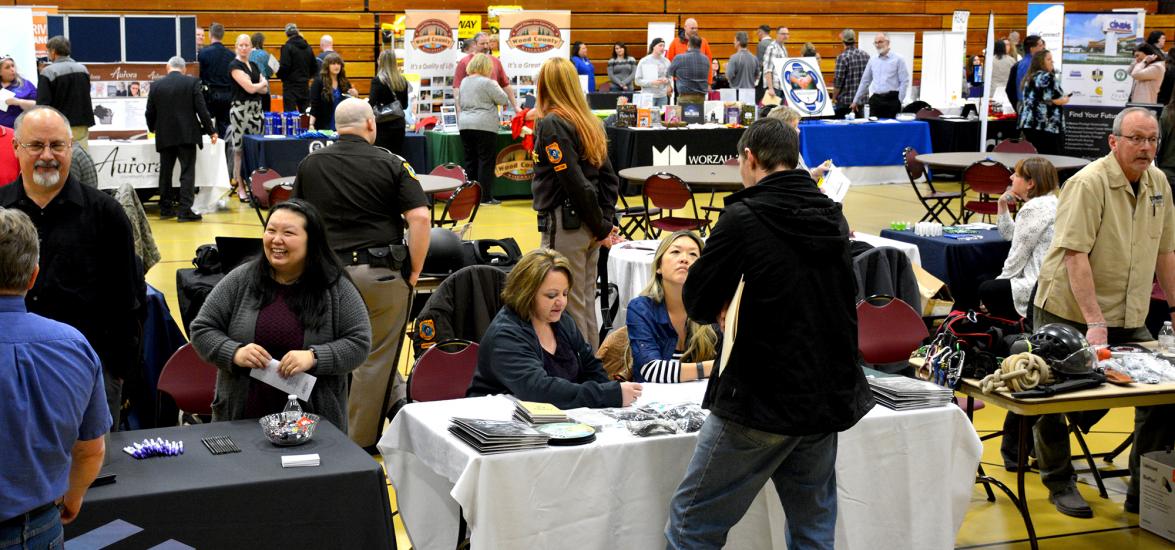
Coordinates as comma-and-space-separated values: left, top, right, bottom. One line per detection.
499, 10, 571, 100
920, 32, 966, 107
1062, 12, 1139, 106
31, 6, 58, 61
781, 58, 834, 117
1028, 3, 1065, 75
980, 13, 995, 152
404, 11, 460, 119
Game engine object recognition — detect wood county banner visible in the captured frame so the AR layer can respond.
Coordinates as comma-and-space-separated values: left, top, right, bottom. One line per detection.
405, 11, 460, 118
498, 11, 570, 100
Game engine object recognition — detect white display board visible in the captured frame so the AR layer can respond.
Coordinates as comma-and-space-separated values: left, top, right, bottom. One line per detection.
860, 31, 916, 104
647, 23, 675, 53
1062, 11, 1139, 106
780, 57, 835, 117
1028, 3, 1065, 74
0, 7, 36, 92
920, 32, 966, 108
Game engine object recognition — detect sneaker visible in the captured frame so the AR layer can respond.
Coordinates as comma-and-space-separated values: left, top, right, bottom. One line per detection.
481, 198, 501, 205
177, 210, 204, 223
1049, 485, 1093, 518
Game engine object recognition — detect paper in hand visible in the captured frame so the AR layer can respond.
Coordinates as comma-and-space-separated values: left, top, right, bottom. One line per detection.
718, 276, 745, 375
0, 88, 14, 112
250, 358, 316, 401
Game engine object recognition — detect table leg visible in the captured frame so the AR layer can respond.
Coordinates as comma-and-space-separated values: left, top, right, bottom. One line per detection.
1017, 414, 1039, 550
1067, 413, 1110, 499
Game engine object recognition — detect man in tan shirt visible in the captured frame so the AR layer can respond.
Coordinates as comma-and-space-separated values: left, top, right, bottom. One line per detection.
1033, 107, 1175, 517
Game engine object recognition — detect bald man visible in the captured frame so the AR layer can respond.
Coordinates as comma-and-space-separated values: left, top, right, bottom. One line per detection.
0, 106, 139, 431
668, 18, 714, 84
316, 34, 336, 66
291, 98, 431, 450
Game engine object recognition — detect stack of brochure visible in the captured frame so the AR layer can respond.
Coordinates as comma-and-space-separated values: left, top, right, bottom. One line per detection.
448, 418, 550, 454
867, 375, 954, 410
509, 397, 570, 424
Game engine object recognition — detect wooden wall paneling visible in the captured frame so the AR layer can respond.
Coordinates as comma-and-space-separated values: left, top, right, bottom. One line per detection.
667, 1, 926, 14
923, 1, 1156, 14
367, 0, 645, 14
17, 0, 364, 11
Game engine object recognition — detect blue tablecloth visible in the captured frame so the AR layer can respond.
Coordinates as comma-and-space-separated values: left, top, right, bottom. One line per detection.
800, 120, 932, 167
125, 284, 188, 430
241, 132, 428, 179
879, 228, 1010, 310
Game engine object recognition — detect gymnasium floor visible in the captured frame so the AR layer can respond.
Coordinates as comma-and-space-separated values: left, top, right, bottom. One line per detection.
143, 183, 1173, 549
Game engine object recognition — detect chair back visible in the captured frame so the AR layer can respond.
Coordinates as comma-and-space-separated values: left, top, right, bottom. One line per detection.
902, 147, 927, 185
856, 296, 929, 364
268, 183, 294, 207
902, 100, 931, 114
963, 160, 1013, 195
993, 138, 1037, 153
429, 163, 468, 201
436, 182, 482, 226
157, 343, 218, 416
249, 168, 282, 209
915, 108, 943, 120
407, 340, 480, 402
643, 172, 694, 210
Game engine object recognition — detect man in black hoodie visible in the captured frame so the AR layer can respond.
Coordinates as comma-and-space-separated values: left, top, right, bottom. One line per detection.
665, 117, 874, 549
277, 23, 318, 114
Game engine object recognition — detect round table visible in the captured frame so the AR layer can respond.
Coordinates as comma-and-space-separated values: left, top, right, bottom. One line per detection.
606, 240, 660, 328
262, 175, 463, 194
617, 165, 743, 191
914, 152, 1090, 171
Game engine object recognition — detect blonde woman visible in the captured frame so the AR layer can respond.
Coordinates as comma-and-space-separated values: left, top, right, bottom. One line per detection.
458, 53, 510, 203
368, 49, 409, 155
626, 231, 718, 383
531, 57, 622, 349
766, 107, 830, 180
467, 249, 642, 408
228, 33, 269, 199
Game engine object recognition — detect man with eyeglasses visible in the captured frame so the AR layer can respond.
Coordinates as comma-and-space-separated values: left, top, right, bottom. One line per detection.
850, 32, 909, 119
1031, 106, 1175, 518
0, 106, 138, 433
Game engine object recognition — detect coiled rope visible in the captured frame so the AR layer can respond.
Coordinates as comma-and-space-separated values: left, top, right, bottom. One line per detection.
979, 353, 1052, 393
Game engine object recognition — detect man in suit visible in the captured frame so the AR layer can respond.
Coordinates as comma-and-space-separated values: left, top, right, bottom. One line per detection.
146, 56, 217, 222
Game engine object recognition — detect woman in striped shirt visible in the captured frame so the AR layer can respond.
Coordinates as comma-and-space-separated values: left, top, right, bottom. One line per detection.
625, 231, 717, 383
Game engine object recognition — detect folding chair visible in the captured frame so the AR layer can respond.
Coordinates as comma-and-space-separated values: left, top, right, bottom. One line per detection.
855, 295, 929, 366
642, 172, 711, 238
903, 147, 961, 224
246, 168, 283, 225
407, 340, 480, 403
994, 138, 1038, 153
156, 343, 218, 425
429, 163, 468, 202
915, 107, 943, 120
433, 181, 482, 228
962, 159, 1014, 223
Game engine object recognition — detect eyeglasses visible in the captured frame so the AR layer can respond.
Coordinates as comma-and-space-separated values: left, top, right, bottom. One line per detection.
18, 141, 70, 154
1117, 134, 1160, 146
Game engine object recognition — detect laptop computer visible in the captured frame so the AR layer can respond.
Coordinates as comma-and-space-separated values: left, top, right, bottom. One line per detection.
215, 236, 263, 273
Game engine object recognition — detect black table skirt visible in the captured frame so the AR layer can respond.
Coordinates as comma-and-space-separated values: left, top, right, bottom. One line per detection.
242, 133, 428, 180
607, 126, 746, 174
64, 420, 394, 549
588, 91, 633, 109
925, 117, 1020, 154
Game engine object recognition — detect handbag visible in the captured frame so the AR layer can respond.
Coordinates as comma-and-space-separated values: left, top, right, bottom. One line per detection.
373, 99, 405, 124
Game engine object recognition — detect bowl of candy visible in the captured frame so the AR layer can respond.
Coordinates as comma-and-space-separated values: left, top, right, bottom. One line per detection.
259, 412, 320, 446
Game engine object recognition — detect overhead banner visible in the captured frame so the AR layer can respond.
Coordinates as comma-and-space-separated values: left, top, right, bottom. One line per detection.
1028, 4, 1065, 75
780, 58, 834, 117
404, 11, 460, 119
1062, 11, 1139, 107
499, 10, 570, 99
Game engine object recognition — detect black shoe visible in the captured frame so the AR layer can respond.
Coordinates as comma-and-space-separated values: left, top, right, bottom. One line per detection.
481, 198, 501, 205
159, 209, 176, 220
1125, 495, 1139, 514
177, 210, 203, 222
1049, 485, 1093, 518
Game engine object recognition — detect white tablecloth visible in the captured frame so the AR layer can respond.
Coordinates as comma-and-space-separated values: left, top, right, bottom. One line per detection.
89, 136, 230, 214
379, 382, 981, 550
607, 240, 659, 329
852, 232, 923, 267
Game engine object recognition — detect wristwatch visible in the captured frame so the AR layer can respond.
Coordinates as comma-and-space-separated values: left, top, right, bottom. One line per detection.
309, 347, 318, 365
695, 362, 705, 380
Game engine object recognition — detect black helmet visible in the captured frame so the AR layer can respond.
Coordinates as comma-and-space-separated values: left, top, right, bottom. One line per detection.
1028, 323, 1094, 377
422, 228, 465, 276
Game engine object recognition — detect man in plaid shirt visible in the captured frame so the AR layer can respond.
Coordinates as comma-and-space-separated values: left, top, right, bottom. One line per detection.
761, 26, 789, 102
833, 29, 870, 118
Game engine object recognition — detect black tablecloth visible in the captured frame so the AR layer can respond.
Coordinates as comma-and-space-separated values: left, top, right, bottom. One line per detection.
588, 91, 633, 109
64, 420, 395, 549
880, 228, 1010, 310
607, 127, 745, 173
924, 117, 1020, 154
242, 133, 428, 180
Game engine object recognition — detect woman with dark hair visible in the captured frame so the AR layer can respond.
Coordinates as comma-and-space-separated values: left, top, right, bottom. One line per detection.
710, 59, 729, 89
1159, 80, 1175, 184
369, 48, 410, 155
571, 41, 596, 92
1158, 47, 1175, 105
1148, 30, 1167, 50
1017, 50, 1069, 154
467, 249, 641, 408
989, 40, 1017, 98
607, 42, 636, 91
190, 199, 372, 430
1131, 42, 1166, 104
309, 52, 358, 131
626, 231, 718, 383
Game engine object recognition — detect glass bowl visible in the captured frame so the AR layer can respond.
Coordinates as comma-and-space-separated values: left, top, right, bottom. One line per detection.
259, 412, 320, 446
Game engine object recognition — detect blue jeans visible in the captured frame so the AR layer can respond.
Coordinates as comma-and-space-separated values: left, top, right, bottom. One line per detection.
652, 96, 669, 107
666, 414, 838, 550
0, 504, 63, 550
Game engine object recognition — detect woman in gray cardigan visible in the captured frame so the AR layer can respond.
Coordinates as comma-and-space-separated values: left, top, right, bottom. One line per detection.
191, 200, 371, 431
458, 53, 511, 204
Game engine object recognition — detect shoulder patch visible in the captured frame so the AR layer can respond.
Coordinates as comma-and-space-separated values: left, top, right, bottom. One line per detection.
402, 162, 417, 179
553, 163, 568, 172
418, 319, 435, 341
545, 143, 563, 164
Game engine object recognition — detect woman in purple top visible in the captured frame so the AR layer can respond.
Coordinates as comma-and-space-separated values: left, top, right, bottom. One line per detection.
0, 55, 37, 129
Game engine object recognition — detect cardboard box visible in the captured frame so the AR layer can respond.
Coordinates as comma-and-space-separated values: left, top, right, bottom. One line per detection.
1141, 450, 1175, 543
912, 265, 954, 317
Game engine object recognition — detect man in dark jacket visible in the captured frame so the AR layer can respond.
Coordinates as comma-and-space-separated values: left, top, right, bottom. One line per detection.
665, 117, 874, 549
278, 23, 318, 114
197, 23, 236, 137
36, 36, 94, 150
146, 56, 217, 222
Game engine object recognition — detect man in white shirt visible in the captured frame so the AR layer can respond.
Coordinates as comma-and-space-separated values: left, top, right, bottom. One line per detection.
851, 32, 910, 119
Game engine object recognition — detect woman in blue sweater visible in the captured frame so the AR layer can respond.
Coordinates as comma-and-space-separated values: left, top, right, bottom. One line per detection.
626, 231, 717, 383
571, 41, 596, 92
467, 249, 642, 408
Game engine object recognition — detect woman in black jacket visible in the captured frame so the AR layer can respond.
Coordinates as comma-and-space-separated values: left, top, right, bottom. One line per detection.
309, 52, 358, 131
368, 49, 410, 156
466, 249, 642, 409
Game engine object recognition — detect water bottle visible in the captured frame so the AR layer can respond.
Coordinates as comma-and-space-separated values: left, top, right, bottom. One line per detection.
1160, 322, 1175, 354
283, 395, 302, 416
864, 103, 871, 119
